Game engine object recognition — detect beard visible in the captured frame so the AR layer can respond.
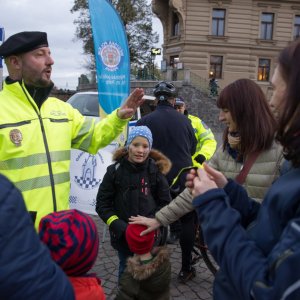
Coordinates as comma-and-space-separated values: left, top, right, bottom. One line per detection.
23, 74, 52, 88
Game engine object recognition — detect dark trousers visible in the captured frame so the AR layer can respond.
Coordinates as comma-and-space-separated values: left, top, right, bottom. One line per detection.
179, 210, 197, 271
117, 250, 131, 282
169, 219, 182, 234
169, 186, 183, 234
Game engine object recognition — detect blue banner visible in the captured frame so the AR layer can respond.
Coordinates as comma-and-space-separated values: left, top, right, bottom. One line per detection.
88, 0, 130, 115
0, 28, 4, 68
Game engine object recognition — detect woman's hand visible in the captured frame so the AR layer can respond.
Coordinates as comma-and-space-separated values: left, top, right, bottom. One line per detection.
192, 168, 218, 197
203, 163, 228, 188
185, 168, 198, 191
129, 215, 161, 236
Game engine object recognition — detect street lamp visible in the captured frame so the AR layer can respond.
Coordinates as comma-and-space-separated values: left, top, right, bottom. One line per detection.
151, 47, 161, 80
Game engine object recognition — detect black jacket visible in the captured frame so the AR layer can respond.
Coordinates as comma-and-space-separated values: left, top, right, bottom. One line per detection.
136, 101, 196, 192
96, 148, 172, 252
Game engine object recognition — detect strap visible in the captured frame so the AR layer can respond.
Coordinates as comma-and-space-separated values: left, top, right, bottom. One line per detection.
170, 166, 197, 188
235, 152, 260, 185
148, 159, 158, 187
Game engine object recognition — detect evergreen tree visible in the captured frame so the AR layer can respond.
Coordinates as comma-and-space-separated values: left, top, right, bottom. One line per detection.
71, 0, 159, 71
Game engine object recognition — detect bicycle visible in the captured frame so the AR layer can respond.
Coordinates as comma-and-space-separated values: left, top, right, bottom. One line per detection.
154, 225, 168, 247
192, 223, 218, 275
170, 166, 219, 276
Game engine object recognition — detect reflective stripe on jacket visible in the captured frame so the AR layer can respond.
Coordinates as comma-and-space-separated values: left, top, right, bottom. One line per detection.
0, 80, 128, 228
188, 114, 217, 168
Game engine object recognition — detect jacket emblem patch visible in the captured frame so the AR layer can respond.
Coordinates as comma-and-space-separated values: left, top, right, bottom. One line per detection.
9, 129, 23, 147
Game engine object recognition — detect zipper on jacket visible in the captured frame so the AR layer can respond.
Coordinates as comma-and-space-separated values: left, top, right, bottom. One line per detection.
21, 84, 58, 212
49, 118, 69, 123
0, 120, 31, 129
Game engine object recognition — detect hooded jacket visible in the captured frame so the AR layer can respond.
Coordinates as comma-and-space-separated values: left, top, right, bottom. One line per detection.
0, 80, 128, 228
116, 247, 171, 300
0, 174, 74, 300
96, 148, 172, 253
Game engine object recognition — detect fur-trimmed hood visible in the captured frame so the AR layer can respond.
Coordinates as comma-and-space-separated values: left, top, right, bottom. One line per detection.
112, 147, 171, 175
125, 246, 170, 281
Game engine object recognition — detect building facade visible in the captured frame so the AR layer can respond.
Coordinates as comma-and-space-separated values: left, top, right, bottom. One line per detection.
153, 0, 300, 95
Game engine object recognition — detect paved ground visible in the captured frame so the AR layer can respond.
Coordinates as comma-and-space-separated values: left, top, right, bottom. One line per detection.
90, 215, 214, 300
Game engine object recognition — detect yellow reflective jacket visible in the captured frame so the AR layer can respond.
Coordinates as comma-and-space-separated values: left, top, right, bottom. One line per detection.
188, 114, 217, 168
0, 80, 128, 228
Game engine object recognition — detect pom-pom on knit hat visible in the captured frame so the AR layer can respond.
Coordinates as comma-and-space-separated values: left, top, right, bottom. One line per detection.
125, 126, 153, 150
125, 224, 155, 255
39, 209, 99, 276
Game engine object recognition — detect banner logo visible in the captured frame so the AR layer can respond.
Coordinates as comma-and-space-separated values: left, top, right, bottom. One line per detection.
74, 153, 102, 190
99, 41, 123, 72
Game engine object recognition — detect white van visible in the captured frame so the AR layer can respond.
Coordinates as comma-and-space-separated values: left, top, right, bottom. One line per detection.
67, 92, 156, 215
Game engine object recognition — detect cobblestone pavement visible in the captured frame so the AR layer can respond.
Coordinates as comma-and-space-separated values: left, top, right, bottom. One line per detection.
90, 215, 214, 300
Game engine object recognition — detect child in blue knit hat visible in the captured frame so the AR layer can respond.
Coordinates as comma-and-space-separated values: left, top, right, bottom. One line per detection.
96, 126, 172, 281
126, 126, 153, 149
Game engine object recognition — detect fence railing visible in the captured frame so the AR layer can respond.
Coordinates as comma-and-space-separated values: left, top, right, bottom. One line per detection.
77, 68, 221, 97
189, 70, 211, 96
161, 68, 220, 97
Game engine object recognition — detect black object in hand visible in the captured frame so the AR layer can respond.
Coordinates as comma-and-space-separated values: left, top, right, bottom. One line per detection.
194, 154, 206, 164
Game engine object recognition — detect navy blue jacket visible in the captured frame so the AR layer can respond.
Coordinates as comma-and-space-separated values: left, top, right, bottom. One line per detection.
0, 174, 74, 300
137, 101, 196, 192
193, 165, 300, 299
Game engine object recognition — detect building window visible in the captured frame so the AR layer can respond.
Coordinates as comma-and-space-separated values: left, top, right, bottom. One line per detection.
294, 15, 300, 40
212, 9, 225, 36
257, 58, 271, 81
209, 55, 223, 79
172, 13, 180, 36
170, 55, 179, 68
260, 13, 274, 40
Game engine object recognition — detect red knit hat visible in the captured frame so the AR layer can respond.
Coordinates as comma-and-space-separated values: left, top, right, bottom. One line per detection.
125, 224, 155, 255
39, 209, 99, 276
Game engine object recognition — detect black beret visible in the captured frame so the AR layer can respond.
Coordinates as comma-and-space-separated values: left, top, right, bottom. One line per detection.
0, 31, 48, 58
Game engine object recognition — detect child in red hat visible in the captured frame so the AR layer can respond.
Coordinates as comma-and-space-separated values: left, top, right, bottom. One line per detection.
39, 209, 105, 300
115, 224, 171, 300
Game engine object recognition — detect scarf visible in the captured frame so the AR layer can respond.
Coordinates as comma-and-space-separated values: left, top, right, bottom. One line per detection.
227, 132, 241, 150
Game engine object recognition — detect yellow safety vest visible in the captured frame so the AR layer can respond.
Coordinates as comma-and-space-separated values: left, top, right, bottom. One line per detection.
188, 114, 217, 168
171, 115, 218, 187
0, 80, 128, 228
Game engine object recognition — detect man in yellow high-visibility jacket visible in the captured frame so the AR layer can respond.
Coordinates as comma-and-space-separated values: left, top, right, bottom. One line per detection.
175, 97, 217, 168
0, 31, 144, 229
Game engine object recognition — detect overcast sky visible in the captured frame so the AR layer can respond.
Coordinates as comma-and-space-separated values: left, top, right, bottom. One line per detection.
0, 0, 162, 90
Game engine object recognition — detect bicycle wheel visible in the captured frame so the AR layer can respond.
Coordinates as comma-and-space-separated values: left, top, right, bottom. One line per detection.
154, 226, 168, 247
194, 224, 218, 275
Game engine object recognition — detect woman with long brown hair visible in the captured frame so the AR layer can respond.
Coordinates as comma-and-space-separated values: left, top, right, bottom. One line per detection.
210, 78, 282, 202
